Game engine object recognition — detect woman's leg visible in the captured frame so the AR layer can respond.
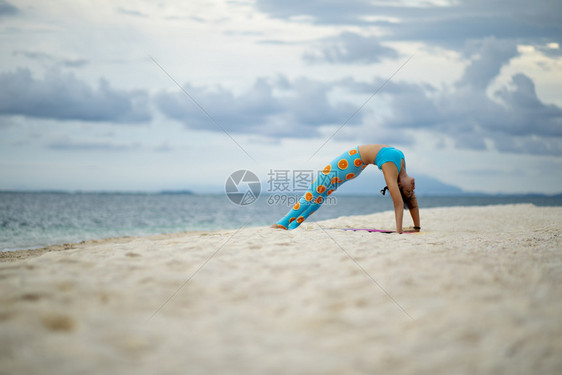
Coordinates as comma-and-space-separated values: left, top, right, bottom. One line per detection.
275, 147, 365, 230
275, 183, 325, 229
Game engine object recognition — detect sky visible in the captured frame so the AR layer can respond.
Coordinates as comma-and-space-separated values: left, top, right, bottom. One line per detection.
0, 0, 561, 195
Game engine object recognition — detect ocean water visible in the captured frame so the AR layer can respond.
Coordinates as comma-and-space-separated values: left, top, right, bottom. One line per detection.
1, 191, 561, 251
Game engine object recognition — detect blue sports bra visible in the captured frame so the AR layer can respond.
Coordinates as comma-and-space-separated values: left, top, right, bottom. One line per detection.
374, 147, 405, 173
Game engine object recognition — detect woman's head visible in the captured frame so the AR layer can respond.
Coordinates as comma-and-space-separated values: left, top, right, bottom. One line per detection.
398, 175, 416, 209
379, 175, 416, 209
398, 175, 415, 199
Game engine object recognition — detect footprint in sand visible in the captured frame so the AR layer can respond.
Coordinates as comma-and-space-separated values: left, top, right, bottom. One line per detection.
42, 313, 76, 332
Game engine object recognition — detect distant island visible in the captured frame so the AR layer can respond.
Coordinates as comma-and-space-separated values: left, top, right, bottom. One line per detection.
159, 190, 194, 195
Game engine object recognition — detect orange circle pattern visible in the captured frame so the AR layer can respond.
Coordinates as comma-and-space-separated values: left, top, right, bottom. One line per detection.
278, 148, 371, 229
338, 159, 348, 170
331, 176, 343, 185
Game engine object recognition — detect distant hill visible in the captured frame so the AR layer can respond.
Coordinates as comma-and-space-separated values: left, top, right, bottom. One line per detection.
312, 171, 466, 196
413, 175, 465, 196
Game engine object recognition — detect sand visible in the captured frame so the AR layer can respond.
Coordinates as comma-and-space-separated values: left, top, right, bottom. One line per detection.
1, 204, 561, 375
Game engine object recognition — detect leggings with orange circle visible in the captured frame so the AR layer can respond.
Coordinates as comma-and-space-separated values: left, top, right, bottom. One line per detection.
275, 147, 367, 230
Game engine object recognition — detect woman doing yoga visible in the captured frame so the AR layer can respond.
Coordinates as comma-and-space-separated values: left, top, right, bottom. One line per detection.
272, 144, 420, 233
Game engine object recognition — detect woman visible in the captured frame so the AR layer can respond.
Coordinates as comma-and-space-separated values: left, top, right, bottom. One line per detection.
272, 144, 420, 233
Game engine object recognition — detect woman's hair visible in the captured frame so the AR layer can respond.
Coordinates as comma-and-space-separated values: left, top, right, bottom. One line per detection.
380, 186, 413, 210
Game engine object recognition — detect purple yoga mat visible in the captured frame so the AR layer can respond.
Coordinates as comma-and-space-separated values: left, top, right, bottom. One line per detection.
342, 228, 395, 233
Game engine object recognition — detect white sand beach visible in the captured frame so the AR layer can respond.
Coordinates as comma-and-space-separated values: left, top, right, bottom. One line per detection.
1, 204, 561, 375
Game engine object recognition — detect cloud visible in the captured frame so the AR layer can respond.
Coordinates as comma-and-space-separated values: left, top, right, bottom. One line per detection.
536, 42, 562, 58
0, 0, 18, 17
255, 0, 562, 48
116, 7, 148, 18
255, 0, 372, 25
303, 32, 399, 64
156, 76, 362, 137
155, 32, 561, 156
14, 50, 52, 61
494, 74, 562, 138
387, 11, 561, 48
154, 141, 173, 153
459, 37, 519, 89
0, 68, 151, 123
14, 50, 89, 68
253, 0, 561, 154
47, 138, 141, 152
61, 59, 89, 68
342, 39, 562, 156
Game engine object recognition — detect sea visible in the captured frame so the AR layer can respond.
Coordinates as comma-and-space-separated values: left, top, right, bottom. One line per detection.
1, 191, 561, 252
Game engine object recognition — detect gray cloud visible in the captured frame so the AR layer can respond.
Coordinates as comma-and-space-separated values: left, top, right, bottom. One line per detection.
156, 76, 362, 137
156, 34, 561, 156
14, 50, 90, 68
61, 59, 89, 68
47, 138, 141, 152
304, 32, 399, 64
0, 68, 151, 123
154, 141, 173, 153
0, 0, 18, 16
14, 50, 52, 61
256, 0, 562, 48
255, 0, 372, 25
254, 0, 561, 154
363, 77, 562, 155
342, 39, 562, 156
494, 74, 562, 138
459, 37, 519, 89
535, 43, 562, 58
116, 7, 148, 18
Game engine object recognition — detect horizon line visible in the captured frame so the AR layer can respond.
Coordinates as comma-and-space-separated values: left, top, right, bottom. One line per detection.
1, 189, 561, 197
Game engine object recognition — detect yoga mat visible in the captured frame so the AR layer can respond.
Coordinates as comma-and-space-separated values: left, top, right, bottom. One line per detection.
342, 228, 423, 234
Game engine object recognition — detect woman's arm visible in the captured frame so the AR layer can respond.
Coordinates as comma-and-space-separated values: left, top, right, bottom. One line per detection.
382, 164, 404, 233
